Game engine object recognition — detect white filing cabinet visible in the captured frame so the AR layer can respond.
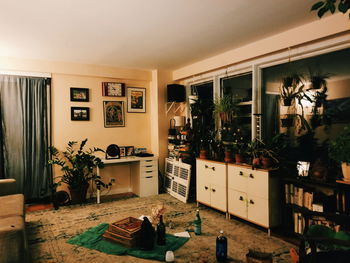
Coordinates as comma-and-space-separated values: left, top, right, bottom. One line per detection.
227, 164, 280, 229
130, 157, 158, 197
196, 159, 227, 213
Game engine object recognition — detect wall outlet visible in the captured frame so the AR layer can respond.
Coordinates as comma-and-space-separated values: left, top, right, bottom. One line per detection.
110, 178, 116, 183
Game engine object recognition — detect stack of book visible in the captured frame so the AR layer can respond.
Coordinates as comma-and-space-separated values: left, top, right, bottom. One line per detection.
103, 217, 143, 247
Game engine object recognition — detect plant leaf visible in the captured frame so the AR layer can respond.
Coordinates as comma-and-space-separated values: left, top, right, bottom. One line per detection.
311, 1, 325, 11
317, 6, 328, 17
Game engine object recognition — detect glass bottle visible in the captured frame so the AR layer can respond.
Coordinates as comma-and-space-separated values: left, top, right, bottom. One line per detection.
216, 230, 227, 262
140, 217, 155, 250
157, 215, 166, 245
194, 209, 201, 235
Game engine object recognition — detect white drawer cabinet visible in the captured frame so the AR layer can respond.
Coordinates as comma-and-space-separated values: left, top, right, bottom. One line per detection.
196, 159, 227, 212
131, 157, 158, 197
227, 164, 280, 229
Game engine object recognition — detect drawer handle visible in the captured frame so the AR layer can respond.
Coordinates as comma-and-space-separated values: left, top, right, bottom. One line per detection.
146, 165, 153, 167
212, 188, 216, 192
145, 176, 153, 179
204, 165, 215, 171
146, 171, 153, 173
204, 186, 208, 190
145, 160, 152, 162
249, 200, 254, 205
249, 174, 254, 179
239, 196, 244, 201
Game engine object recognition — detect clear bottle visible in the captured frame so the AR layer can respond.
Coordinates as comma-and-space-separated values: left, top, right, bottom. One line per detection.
194, 209, 202, 235
216, 230, 227, 262
157, 215, 166, 245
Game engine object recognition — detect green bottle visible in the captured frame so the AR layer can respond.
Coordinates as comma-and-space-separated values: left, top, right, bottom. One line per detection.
157, 215, 166, 245
194, 209, 202, 235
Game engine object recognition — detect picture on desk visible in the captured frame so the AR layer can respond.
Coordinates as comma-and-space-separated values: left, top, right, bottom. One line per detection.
119, 147, 126, 157
126, 146, 134, 156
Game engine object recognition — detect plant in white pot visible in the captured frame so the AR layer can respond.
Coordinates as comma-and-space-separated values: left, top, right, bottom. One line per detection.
48, 139, 106, 204
329, 126, 350, 181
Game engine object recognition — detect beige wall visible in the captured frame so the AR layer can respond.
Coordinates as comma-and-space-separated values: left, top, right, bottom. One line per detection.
173, 14, 350, 80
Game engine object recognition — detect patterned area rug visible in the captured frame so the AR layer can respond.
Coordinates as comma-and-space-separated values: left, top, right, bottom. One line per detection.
26, 194, 293, 262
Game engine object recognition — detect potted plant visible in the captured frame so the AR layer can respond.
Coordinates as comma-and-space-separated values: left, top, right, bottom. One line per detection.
307, 70, 330, 107
232, 130, 247, 164
48, 139, 106, 204
281, 114, 295, 128
279, 73, 305, 106
247, 138, 263, 167
329, 126, 350, 181
214, 95, 237, 124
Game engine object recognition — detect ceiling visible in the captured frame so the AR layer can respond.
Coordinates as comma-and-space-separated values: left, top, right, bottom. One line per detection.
0, 0, 319, 71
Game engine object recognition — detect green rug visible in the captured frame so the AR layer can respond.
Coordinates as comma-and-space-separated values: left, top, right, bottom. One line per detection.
67, 223, 189, 261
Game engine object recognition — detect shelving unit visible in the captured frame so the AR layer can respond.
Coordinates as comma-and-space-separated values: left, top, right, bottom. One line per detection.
282, 176, 350, 236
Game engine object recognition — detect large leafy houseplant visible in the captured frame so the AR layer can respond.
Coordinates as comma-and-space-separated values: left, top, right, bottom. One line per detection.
214, 95, 237, 124
329, 126, 350, 181
48, 139, 106, 203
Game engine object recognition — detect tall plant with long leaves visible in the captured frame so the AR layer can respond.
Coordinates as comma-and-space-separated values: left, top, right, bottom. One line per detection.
48, 139, 105, 189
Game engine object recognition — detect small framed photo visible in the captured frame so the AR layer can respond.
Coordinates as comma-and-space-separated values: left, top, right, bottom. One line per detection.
119, 147, 126, 157
70, 88, 89, 102
103, 101, 125, 127
102, 82, 125, 97
297, 161, 310, 177
71, 107, 90, 121
127, 87, 146, 113
126, 146, 134, 156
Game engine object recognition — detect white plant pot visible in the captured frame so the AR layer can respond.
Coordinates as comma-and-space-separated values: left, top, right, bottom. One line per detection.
341, 163, 350, 181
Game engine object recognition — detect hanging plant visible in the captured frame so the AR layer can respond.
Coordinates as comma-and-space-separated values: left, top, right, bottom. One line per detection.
279, 73, 305, 106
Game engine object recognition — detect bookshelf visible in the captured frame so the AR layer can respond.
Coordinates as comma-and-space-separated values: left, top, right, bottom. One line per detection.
282, 177, 350, 235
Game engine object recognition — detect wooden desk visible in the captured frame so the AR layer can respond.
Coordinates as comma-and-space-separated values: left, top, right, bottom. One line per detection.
96, 156, 158, 203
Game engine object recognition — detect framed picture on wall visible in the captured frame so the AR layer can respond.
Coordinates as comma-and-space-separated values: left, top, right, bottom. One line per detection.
119, 147, 126, 157
127, 87, 146, 113
102, 82, 125, 97
103, 101, 125, 127
126, 146, 135, 156
71, 107, 90, 121
70, 88, 89, 102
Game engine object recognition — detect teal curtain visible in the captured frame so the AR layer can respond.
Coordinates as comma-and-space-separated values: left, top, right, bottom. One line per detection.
0, 75, 51, 200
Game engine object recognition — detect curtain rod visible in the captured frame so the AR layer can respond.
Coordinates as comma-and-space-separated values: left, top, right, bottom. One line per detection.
0, 70, 51, 78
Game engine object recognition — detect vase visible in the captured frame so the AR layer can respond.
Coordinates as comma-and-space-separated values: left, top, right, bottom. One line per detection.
235, 153, 244, 164
69, 183, 89, 204
341, 163, 350, 182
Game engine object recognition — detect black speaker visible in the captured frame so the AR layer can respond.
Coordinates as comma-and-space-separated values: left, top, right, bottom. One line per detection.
167, 84, 186, 102
106, 144, 120, 159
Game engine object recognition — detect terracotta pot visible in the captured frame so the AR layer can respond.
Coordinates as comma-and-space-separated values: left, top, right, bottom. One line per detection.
261, 157, 273, 169
235, 153, 244, 164
224, 151, 233, 163
69, 183, 89, 204
341, 163, 350, 182
199, 149, 208, 159
252, 157, 261, 168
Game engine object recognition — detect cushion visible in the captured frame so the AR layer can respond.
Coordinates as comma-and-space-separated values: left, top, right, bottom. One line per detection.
0, 194, 24, 218
0, 216, 26, 263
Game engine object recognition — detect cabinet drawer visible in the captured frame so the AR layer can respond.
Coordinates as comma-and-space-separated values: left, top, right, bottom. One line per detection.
197, 160, 226, 185
140, 159, 157, 167
140, 165, 157, 174
210, 184, 226, 212
228, 189, 247, 218
247, 195, 269, 227
139, 175, 158, 197
247, 170, 268, 198
140, 169, 157, 178
227, 165, 251, 192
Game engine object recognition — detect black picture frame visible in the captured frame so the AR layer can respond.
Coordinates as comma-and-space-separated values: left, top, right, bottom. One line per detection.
126, 146, 135, 156
103, 101, 125, 127
127, 87, 146, 113
71, 107, 90, 121
70, 88, 89, 102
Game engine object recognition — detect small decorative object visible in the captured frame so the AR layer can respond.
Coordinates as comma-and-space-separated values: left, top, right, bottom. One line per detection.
71, 107, 90, 121
165, 251, 175, 262
151, 204, 166, 224
103, 101, 125, 127
139, 217, 155, 250
48, 139, 106, 204
102, 82, 125, 97
105, 144, 120, 159
70, 87, 89, 102
297, 161, 310, 177
127, 87, 146, 113
119, 147, 126, 157
125, 146, 134, 156
310, 159, 327, 181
